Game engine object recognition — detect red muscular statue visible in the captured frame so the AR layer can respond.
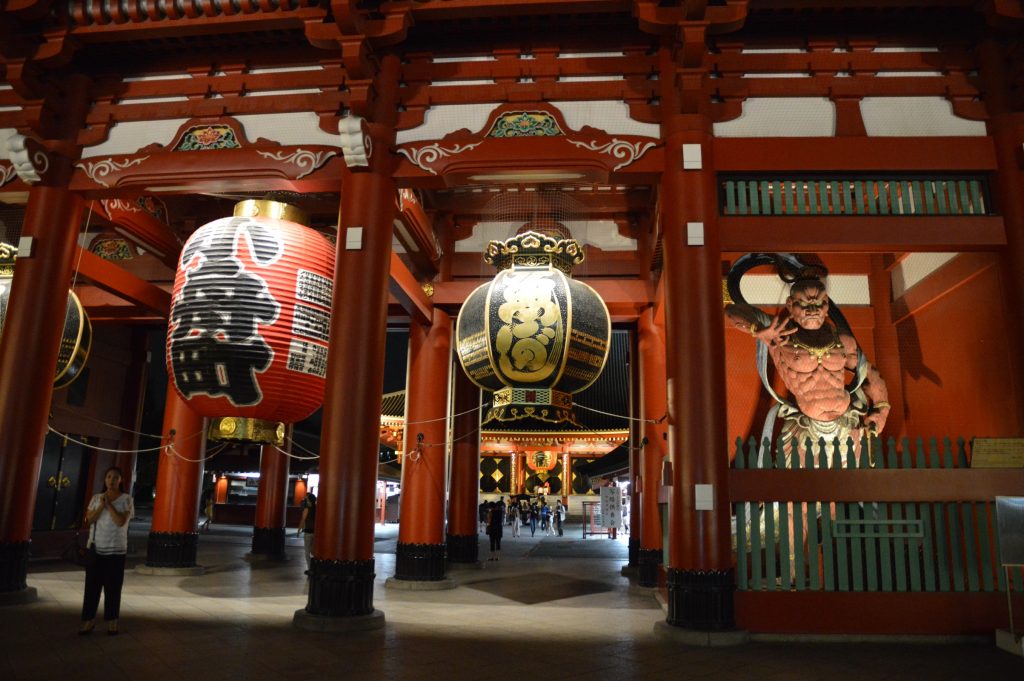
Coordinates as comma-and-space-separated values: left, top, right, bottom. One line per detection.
726, 278, 890, 463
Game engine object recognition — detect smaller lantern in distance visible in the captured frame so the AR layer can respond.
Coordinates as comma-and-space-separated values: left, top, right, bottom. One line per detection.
166, 199, 335, 445
0, 242, 93, 388
455, 228, 611, 426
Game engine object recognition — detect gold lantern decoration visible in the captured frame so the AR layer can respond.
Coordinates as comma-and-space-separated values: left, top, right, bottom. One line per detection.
455, 230, 611, 425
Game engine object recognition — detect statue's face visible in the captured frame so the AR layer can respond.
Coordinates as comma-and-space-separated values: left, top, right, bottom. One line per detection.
787, 286, 829, 330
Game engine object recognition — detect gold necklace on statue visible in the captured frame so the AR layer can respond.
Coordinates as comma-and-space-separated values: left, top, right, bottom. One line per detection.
788, 324, 842, 365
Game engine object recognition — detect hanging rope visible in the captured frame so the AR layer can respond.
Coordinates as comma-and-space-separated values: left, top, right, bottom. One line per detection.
164, 440, 229, 463
403, 402, 491, 426
573, 402, 666, 424
47, 426, 169, 454
268, 441, 320, 461
70, 200, 96, 292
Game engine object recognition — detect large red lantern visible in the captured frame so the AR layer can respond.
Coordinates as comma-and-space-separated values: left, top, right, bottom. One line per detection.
166, 200, 334, 444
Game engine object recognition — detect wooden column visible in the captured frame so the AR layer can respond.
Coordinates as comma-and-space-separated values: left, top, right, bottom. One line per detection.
251, 428, 291, 559
868, 256, 906, 440
661, 114, 735, 631
114, 327, 150, 495
145, 383, 206, 569
627, 328, 642, 570
979, 40, 1024, 435
299, 122, 395, 625
447, 361, 480, 564
638, 307, 667, 587
395, 309, 451, 581
0, 186, 82, 600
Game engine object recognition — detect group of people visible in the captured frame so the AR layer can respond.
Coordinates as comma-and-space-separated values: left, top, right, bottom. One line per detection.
479, 496, 567, 560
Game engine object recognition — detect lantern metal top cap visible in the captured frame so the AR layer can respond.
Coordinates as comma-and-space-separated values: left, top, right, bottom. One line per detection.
233, 199, 309, 227
483, 230, 585, 274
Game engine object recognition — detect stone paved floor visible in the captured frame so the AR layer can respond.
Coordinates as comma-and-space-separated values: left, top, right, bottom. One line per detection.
1, 520, 1021, 681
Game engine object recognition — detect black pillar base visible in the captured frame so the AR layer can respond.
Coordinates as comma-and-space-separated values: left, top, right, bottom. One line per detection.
628, 537, 640, 567
637, 547, 663, 588
251, 526, 286, 557
145, 531, 198, 568
394, 541, 446, 581
666, 568, 735, 631
306, 558, 375, 616
0, 541, 29, 593
446, 533, 478, 565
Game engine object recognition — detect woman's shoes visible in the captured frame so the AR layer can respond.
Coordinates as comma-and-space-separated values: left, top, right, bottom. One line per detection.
77, 621, 95, 636
107, 621, 119, 636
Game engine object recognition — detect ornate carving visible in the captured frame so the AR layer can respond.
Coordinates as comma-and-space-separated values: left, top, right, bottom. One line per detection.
487, 111, 564, 137
338, 115, 371, 167
0, 162, 16, 187
396, 142, 482, 175
77, 157, 150, 188
568, 138, 657, 171
6, 134, 51, 185
255, 149, 337, 179
174, 124, 241, 151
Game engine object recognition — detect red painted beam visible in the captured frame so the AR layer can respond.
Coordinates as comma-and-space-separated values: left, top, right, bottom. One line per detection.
432, 278, 653, 322
728, 468, 1024, 502
714, 137, 997, 173
73, 246, 171, 316
737, 591, 1023, 636
394, 190, 440, 278
719, 216, 1005, 252
388, 252, 433, 326
891, 252, 997, 324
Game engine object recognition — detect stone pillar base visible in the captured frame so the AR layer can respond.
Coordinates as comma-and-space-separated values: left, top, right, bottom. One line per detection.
394, 541, 446, 581
251, 526, 286, 558
446, 533, 478, 565
666, 567, 735, 631
145, 531, 198, 568
294, 608, 386, 633
384, 576, 456, 591
306, 558, 376, 616
637, 547, 663, 588
0, 541, 30, 594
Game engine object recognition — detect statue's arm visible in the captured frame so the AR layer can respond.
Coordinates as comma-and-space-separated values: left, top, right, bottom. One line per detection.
844, 335, 890, 433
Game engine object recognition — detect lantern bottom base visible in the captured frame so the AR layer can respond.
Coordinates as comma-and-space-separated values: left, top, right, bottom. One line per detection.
208, 417, 285, 446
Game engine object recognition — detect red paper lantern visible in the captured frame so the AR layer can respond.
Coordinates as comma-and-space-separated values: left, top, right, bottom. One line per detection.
166, 200, 334, 444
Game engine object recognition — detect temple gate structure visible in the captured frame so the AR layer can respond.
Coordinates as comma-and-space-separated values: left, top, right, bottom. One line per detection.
1, 0, 1023, 638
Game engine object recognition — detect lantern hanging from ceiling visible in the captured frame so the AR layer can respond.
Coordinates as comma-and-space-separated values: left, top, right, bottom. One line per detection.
455, 229, 611, 426
0, 242, 93, 388
166, 200, 335, 445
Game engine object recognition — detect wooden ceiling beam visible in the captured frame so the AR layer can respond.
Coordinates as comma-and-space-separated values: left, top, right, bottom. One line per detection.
73, 246, 172, 316
388, 252, 433, 326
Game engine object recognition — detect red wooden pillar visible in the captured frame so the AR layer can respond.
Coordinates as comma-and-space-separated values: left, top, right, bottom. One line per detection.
447, 359, 480, 564
979, 40, 1024, 435
661, 115, 735, 630
0, 186, 82, 601
114, 328, 151, 495
627, 328, 642, 570
394, 309, 452, 581
251, 427, 290, 559
144, 382, 206, 571
868, 256, 906, 440
637, 307, 667, 587
299, 123, 395, 626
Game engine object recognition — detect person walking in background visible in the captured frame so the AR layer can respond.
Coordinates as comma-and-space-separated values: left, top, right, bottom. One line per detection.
79, 466, 134, 636
297, 489, 317, 575
486, 501, 504, 561
528, 503, 538, 537
200, 490, 214, 532
510, 502, 521, 538
555, 500, 565, 537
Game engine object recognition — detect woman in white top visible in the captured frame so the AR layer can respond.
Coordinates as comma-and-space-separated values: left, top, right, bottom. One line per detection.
78, 466, 133, 635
